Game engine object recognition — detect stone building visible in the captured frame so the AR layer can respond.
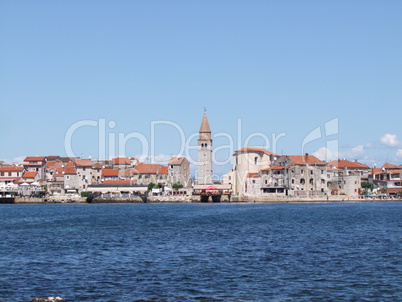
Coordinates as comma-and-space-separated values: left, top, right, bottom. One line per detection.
260, 154, 328, 198
23, 156, 46, 179
168, 156, 190, 188
232, 146, 277, 196
63, 162, 80, 195
75, 159, 93, 192
197, 111, 213, 185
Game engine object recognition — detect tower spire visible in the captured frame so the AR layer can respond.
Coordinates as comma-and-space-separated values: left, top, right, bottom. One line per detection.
199, 111, 211, 133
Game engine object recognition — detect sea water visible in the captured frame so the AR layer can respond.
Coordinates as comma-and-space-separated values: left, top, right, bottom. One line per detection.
0, 202, 401, 301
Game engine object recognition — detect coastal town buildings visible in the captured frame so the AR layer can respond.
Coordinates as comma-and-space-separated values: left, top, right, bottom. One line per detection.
370, 163, 402, 196
1, 113, 401, 200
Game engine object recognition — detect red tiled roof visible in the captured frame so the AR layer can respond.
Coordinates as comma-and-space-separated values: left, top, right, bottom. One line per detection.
159, 166, 168, 174
24, 156, 46, 162
23, 171, 37, 178
75, 159, 92, 167
59, 157, 79, 163
390, 170, 402, 174
64, 162, 77, 175
261, 165, 293, 171
247, 172, 260, 178
120, 168, 138, 177
328, 159, 370, 169
235, 146, 277, 156
0, 165, 24, 172
382, 163, 402, 170
112, 157, 131, 165
135, 163, 160, 174
168, 157, 186, 165
370, 168, 383, 175
102, 168, 119, 177
103, 180, 136, 185
0, 177, 21, 183
92, 163, 103, 169
288, 155, 326, 166
46, 161, 63, 169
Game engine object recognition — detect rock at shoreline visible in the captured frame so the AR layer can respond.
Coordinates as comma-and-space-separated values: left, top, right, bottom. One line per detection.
31, 297, 66, 302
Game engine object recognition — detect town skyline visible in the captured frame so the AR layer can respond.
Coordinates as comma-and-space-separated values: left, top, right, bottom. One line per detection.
1, 1, 402, 171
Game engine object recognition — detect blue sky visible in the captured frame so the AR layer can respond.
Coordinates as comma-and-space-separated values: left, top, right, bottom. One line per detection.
1, 1, 402, 175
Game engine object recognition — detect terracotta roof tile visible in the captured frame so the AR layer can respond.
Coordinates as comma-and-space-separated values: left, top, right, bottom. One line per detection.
75, 159, 92, 167
235, 146, 277, 156
288, 155, 326, 166
382, 162, 402, 170
120, 168, 138, 177
261, 165, 292, 171
0, 165, 24, 172
159, 166, 168, 174
247, 172, 260, 178
112, 157, 131, 165
24, 156, 46, 162
168, 157, 186, 165
23, 171, 37, 178
328, 159, 370, 169
135, 163, 160, 174
370, 168, 383, 175
64, 162, 77, 175
102, 168, 119, 177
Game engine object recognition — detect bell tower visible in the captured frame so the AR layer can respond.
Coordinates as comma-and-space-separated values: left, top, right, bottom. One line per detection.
197, 110, 213, 184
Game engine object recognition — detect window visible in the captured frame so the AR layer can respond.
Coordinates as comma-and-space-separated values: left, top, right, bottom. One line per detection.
291, 179, 295, 184
310, 170, 314, 175
66, 175, 70, 180
310, 178, 314, 184
252, 180, 256, 184
300, 178, 305, 184
321, 170, 324, 174
254, 157, 258, 165
301, 170, 304, 174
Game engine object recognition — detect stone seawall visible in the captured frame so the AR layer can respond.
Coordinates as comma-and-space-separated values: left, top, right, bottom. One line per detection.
44, 196, 87, 203
91, 197, 144, 203
15, 197, 44, 203
147, 196, 195, 203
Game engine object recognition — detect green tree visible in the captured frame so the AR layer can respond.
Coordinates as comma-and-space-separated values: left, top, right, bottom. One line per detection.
172, 182, 183, 190
361, 182, 373, 191
148, 182, 158, 191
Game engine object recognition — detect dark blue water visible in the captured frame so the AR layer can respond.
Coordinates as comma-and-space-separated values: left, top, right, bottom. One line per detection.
0, 202, 401, 301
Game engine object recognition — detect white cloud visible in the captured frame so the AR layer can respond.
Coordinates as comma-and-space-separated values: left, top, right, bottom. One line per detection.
313, 147, 339, 162
397, 149, 402, 158
339, 144, 366, 160
380, 134, 400, 147
136, 153, 172, 164
0, 156, 26, 164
